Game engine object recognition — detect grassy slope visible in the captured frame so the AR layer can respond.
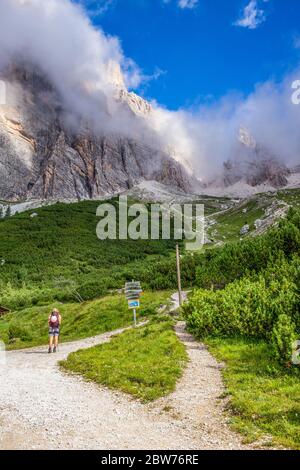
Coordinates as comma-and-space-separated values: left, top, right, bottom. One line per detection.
61, 317, 188, 402
0, 291, 171, 350
187, 195, 232, 215
279, 188, 300, 207
208, 189, 300, 244
1, 189, 300, 311
0, 194, 230, 290
206, 337, 300, 449
0, 199, 178, 307
212, 198, 265, 243
2, 191, 299, 285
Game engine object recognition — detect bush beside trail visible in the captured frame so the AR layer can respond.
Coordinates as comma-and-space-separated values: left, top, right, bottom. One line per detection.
183, 209, 300, 365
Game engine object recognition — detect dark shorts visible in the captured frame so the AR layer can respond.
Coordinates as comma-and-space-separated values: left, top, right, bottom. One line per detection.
49, 327, 60, 337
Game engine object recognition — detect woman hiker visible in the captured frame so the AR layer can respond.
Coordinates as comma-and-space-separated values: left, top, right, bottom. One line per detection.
48, 308, 62, 353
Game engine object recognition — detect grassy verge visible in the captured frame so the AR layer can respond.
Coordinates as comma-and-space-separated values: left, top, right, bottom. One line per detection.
0, 291, 171, 350
206, 337, 300, 449
60, 317, 188, 402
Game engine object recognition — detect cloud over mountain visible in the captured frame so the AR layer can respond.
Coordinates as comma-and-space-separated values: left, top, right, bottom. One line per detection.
0, 0, 299, 186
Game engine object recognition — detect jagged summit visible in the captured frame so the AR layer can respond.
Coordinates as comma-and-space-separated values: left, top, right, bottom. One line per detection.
220, 127, 291, 189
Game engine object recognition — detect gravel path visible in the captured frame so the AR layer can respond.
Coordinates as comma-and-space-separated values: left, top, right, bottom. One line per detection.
0, 317, 253, 450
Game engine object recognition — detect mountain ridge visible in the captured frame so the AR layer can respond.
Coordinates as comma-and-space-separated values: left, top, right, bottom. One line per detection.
0, 63, 299, 203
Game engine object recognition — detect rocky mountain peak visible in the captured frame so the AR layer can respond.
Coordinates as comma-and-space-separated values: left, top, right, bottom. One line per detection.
106, 60, 126, 91
0, 61, 193, 202
223, 127, 290, 189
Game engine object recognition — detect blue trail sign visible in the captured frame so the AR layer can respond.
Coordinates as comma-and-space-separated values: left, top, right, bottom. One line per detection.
125, 281, 142, 326
128, 300, 140, 309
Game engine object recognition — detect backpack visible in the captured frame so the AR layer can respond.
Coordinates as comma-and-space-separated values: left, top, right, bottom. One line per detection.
49, 313, 59, 328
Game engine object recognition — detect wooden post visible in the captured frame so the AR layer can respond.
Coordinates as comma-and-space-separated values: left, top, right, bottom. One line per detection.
176, 244, 183, 307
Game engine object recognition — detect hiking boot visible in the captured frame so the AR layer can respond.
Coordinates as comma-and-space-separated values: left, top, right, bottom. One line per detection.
53, 347, 57, 353
48, 347, 52, 354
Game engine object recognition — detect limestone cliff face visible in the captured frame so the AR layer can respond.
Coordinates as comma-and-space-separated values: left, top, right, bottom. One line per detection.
0, 64, 191, 202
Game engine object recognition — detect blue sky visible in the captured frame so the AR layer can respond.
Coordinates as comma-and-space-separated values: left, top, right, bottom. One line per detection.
80, 0, 300, 110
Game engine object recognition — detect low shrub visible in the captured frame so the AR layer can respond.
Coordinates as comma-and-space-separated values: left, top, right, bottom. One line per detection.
8, 322, 32, 342
271, 314, 297, 365
183, 255, 300, 364
77, 280, 108, 301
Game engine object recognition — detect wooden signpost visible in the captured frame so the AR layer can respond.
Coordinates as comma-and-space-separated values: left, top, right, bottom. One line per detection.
176, 244, 183, 307
125, 281, 142, 327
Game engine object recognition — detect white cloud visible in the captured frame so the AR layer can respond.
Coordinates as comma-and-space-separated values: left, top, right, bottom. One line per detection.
0, 0, 299, 184
80, 1, 199, 14
0, 0, 148, 136
148, 67, 300, 181
178, 0, 198, 9
163, 0, 198, 10
235, 0, 268, 30
75, 0, 116, 17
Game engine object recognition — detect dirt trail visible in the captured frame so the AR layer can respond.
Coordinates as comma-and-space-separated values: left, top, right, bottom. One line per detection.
0, 318, 253, 450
